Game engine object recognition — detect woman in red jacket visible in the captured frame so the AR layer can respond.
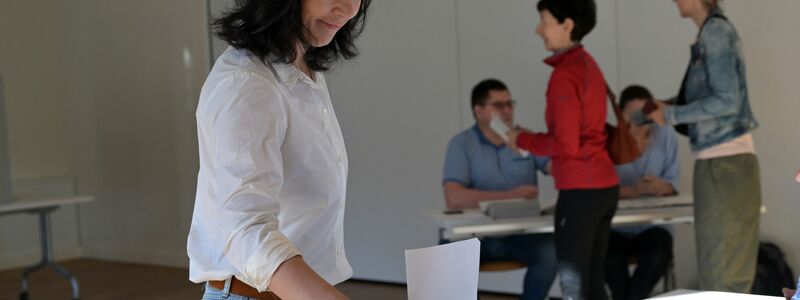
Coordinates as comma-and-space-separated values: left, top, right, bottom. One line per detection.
507, 0, 619, 299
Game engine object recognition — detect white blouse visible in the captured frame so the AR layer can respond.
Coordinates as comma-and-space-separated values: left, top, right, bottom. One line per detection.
188, 47, 351, 292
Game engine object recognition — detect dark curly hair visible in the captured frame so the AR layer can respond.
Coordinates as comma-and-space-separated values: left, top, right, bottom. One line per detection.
213, 0, 371, 71
537, 0, 596, 42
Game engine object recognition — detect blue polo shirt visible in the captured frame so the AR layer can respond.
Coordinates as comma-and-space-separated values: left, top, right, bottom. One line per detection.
615, 125, 680, 191
614, 124, 680, 237
443, 125, 549, 190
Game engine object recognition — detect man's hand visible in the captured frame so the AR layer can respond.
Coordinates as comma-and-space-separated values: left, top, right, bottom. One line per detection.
795, 169, 800, 183
647, 101, 669, 126
512, 185, 539, 199
637, 175, 673, 196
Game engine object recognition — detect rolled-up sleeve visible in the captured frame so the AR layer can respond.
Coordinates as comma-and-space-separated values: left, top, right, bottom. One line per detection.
207, 73, 301, 292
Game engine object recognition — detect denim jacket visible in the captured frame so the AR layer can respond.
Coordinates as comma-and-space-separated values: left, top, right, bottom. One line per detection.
664, 9, 758, 151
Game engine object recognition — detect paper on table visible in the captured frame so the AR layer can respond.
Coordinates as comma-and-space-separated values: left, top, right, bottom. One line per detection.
405, 238, 481, 300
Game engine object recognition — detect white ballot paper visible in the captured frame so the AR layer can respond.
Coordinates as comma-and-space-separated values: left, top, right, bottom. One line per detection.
405, 238, 480, 300
489, 113, 511, 142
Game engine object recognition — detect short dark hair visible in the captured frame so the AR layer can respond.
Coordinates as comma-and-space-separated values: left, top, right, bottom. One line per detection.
619, 85, 654, 110
536, 0, 597, 42
214, 0, 371, 71
471, 79, 508, 109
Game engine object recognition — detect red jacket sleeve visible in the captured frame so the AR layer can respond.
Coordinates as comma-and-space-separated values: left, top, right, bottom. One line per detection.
516, 71, 581, 158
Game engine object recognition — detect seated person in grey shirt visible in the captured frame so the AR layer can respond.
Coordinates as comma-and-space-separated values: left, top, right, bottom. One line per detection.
442, 79, 556, 300
605, 85, 679, 300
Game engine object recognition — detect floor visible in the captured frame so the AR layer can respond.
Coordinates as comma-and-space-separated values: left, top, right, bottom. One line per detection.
0, 259, 520, 299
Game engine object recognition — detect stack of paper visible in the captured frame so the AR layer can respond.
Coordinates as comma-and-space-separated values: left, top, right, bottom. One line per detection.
478, 198, 540, 219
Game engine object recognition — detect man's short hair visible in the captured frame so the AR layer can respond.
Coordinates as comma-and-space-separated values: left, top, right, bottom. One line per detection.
471, 79, 508, 110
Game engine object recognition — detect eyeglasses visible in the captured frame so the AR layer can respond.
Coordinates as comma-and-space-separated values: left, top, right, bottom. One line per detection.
485, 100, 517, 110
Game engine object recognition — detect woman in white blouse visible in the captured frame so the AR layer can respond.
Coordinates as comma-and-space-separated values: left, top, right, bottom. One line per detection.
187, 0, 371, 299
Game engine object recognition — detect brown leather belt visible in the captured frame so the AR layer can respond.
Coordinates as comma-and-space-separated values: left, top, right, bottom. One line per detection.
208, 277, 280, 300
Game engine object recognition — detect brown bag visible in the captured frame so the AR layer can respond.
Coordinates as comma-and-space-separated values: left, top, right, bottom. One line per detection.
605, 84, 641, 165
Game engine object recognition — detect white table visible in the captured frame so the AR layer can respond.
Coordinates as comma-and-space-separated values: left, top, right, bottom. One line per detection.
431, 195, 694, 241
649, 289, 784, 299
0, 194, 93, 300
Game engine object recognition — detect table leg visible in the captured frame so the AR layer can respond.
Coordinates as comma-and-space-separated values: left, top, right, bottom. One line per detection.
19, 209, 80, 300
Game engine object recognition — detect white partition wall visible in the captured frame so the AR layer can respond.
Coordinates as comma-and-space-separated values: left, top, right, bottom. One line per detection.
324, 0, 463, 284
724, 0, 800, 275
0, 1, 84, 270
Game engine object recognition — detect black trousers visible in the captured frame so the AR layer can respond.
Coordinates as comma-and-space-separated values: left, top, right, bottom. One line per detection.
555, 186, 619, 300
605, 227, 673, 300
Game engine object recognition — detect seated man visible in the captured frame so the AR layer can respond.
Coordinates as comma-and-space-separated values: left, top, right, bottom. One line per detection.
605, 85, 680, 300
442, 79, 557, 300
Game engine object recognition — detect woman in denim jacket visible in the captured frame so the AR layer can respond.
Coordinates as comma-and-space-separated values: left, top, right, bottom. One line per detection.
648, 0, 761, 293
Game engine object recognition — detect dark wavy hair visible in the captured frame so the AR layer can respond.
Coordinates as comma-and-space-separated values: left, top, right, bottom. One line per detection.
213, 0, 371, 71
537, 0, 596, 42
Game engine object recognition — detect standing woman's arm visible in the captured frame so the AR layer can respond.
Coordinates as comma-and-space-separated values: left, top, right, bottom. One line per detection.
207, 78, 347, 300
270, 257, 349, 299
663, 19, 743, 125
516, 71, 582, 159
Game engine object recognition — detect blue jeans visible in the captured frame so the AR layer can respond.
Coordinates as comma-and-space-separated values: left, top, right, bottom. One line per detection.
202, 280, 260, 300
480, 233, 558, 300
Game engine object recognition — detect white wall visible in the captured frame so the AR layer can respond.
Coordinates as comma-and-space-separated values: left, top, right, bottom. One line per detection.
325, 0, 462, 284
333, 0, 800, 294
725, 0, 800, 273
0, 0, 83, 270
50, 0, 209, 266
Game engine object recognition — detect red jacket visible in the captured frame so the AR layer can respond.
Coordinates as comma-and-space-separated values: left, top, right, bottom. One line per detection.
516, 46, 619, 190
